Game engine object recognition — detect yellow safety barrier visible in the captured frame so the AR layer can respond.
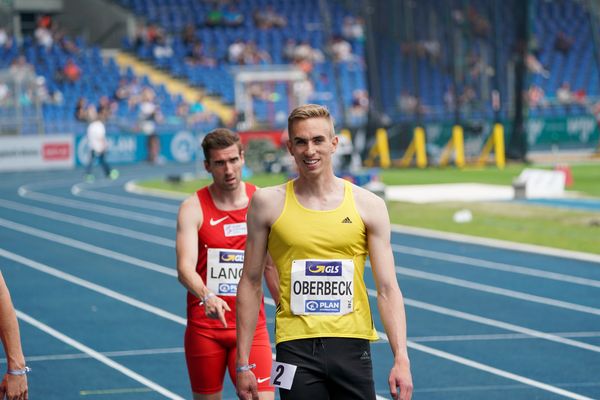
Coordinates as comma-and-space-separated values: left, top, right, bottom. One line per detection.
476, 122, 505, 169
439, 125, 465, 167
399, 126, 427, 168
365, 128, 391, 168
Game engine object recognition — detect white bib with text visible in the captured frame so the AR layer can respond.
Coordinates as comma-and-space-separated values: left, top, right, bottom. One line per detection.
290, 259, 354, 315
206, 248, 244, 296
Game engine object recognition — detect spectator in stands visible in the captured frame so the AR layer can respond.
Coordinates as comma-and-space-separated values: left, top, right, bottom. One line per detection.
223, 5, 244, 27
0, 27, 13, 49
573, 88, 587, 106
342, 16, 365, 42
292, 40, 324, 73
61, 58, 81, 83
55, 29, 80, 55
113, 78, 130, 103
188, 94, 213, 125
205, 6, 224, 27
186, 41, 217, 67
98, 95, 116, 120
282, 38, 297, 62
0, 83, 10, 106
9, 55, 35, 83
34, 21, 53, 50
253, 5, 287, 29
75, 97, 90, 122
350, 89, 369, 121
526, 53, 550, 78
153, 34, 174, 60
557, 82, 574, 105
240, 41, 271, 65
459, 85, 478, 111
398, 90, 418, 114
329, 36, 354, 63
466, 5, 490, 38
528, 84, 547, 108
138, 87, 163, 135
35, 76, 63, 105
228, 39, 245, 63
444, 86, 456, 112
181, 24, 197, 47
554, 31, 573, 55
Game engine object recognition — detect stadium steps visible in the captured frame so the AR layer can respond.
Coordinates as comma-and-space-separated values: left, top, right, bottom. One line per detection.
108, 50, 235, 125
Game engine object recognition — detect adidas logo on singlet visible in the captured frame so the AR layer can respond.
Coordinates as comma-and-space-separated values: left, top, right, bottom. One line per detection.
341, 217, 352, 223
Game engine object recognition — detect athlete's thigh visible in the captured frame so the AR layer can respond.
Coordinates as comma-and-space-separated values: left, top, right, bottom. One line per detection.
185, 326, 236, 394
276, 339, 329, 400
326, 338, 376, 400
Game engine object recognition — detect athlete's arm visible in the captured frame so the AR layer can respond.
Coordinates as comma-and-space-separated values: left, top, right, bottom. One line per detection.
355, 188, 413, 400
236, 188, 278, 400
176, 194, 230, 327
263, 253, 280, 305
0, 272, 28, 400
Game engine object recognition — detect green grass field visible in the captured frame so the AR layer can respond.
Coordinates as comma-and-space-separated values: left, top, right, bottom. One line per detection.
139, 162, 600, 254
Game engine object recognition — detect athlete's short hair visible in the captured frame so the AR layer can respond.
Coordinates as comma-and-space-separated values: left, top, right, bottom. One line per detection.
287, 104, 335, 138
201, 128, 242, 161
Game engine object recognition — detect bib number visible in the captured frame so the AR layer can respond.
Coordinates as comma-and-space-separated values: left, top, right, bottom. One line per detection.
290, 259, 354, 315
270, 361, 297, 389
206, 248, 243, 296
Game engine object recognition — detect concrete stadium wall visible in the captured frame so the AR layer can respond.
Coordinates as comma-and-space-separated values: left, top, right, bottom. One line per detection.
59, 0, 132, 48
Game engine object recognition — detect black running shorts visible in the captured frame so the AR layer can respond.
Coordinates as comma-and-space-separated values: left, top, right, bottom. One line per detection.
275, 337, 376, 400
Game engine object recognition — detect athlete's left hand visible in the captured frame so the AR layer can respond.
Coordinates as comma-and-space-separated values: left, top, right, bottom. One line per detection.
203, 295, 231, 327
389, 360, 413, 400
236, 370, 259, 400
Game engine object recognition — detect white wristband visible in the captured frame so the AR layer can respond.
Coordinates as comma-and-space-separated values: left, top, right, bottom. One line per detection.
7, 366, 31, 376
236, 363, 256, 373
199, 292, 216, 306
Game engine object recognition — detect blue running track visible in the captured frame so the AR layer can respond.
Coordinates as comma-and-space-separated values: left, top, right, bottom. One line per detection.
1, 164, 599, 399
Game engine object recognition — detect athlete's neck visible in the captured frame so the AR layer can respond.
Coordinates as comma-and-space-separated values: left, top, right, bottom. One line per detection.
208, 182, 248, 210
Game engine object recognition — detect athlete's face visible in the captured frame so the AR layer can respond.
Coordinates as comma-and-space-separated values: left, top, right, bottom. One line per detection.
205, 144, 244, 191
287, 117, 338, 176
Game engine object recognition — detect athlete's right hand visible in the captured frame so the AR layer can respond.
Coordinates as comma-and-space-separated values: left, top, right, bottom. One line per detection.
203, 295, 231, 327
236, 370, 259, 400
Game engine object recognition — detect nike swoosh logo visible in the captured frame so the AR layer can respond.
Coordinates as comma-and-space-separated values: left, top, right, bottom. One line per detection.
257, 377, 270, 384
209, 216, 229, 226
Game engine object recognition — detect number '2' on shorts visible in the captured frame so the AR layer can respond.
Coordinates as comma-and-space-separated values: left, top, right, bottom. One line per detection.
275, 337, 375, 400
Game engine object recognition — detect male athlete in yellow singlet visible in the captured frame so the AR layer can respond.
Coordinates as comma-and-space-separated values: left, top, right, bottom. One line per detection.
236, 104, 413, 400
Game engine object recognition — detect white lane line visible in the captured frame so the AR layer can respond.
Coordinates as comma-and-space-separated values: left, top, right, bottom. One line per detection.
392, 224, 600, 264
0, 218, 176, 277
15, 310, 185, 400
71, 183, 180, 213
410, 331, 600, 343
392, 244, 600, 288
0, 199, 174, 247
124, 180, 191, 200
403, 297, 600, 353
5, 248, 592, 399
396, 265, 600, 316
17, 188, 174, 227
2, 347, 184, 363
404, 340, 595, 400
413, 382, 600, 394
366, 287, 600, 353
0, 248, 184, 324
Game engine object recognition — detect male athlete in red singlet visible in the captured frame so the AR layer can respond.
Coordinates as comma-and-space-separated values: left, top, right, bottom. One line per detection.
176, 128, 279, 400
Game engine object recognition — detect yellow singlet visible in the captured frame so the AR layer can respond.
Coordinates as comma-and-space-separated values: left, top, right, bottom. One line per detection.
268, 180, 378, 344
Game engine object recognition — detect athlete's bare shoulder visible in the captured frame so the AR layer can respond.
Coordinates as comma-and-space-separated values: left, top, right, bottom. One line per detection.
350, 182, 388, 226
177, 191, 202, 227
249, 183, 287, 226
